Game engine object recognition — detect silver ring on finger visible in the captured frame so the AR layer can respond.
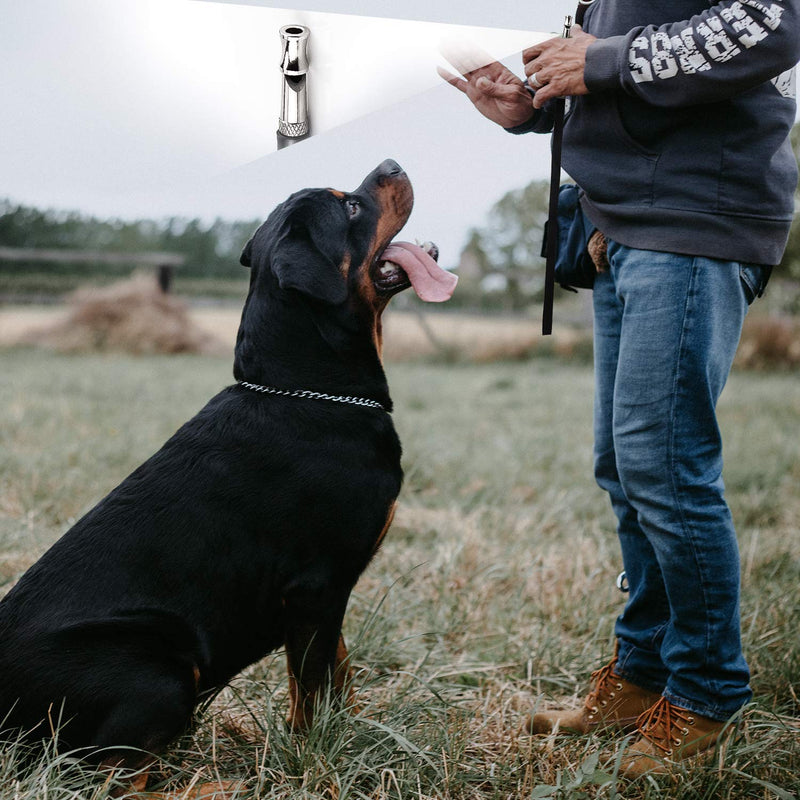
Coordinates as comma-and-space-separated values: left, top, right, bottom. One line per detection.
530, 72, 544, 89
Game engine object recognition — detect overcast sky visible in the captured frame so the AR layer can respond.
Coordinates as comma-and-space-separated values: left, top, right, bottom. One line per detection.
200, 0, 577, 30
0, 0, 573, 265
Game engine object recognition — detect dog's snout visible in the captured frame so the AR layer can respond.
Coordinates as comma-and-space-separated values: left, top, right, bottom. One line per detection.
354, 160, 411, 205
377, 159, 404, 178
360, 160, 406, 189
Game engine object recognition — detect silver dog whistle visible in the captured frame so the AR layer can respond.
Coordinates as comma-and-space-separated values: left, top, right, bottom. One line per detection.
277, 25, 310, 148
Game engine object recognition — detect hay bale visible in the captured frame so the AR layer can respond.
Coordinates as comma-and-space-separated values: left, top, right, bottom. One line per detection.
22, 273, 226, 355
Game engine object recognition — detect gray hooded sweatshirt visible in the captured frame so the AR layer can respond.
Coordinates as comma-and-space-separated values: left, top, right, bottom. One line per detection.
515, 1, 800, 266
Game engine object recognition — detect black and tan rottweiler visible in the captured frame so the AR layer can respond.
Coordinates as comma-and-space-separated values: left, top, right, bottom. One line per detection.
0, 160, 456, 779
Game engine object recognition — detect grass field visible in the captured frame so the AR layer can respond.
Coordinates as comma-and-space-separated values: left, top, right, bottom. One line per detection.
0, 348, 798, 799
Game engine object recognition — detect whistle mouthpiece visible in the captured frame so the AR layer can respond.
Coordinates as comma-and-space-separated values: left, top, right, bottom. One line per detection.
278, 25, 310, 142
562, 14, 574, 38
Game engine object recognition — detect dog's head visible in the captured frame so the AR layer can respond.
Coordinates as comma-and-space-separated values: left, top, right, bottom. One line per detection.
239, 160, 457, 314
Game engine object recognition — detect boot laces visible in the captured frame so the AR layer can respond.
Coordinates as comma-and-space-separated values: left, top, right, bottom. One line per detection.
635, 697, 694, 754
584, 658, 624, 713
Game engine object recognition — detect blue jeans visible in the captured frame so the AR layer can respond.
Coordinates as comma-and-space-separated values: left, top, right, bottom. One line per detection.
592, 240, 769, 721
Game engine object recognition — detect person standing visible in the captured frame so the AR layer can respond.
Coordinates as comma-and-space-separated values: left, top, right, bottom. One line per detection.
441, 0, 799, 776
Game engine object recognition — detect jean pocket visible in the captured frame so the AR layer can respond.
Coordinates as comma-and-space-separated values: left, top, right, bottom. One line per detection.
739, 264, 772, 305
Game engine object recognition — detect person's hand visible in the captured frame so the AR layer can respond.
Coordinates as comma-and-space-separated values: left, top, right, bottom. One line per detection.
438, 40, 535, 129
522, 26, 596, 109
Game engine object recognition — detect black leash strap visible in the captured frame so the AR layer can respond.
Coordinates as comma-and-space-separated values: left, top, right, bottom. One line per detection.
575, 0, 594, 27
542, 3, 594, 334
542, 14, 574, 336
542, 97, 565, 336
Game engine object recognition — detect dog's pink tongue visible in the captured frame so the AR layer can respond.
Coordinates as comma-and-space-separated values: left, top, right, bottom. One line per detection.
380, 242, 458, 302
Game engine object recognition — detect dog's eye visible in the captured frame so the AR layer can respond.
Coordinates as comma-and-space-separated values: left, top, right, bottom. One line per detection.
345, 200, 360, 219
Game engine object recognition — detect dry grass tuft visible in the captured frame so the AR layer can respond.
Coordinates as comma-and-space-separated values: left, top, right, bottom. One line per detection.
18, 274, 226, 356
382, 312, 579, 363
736, 314, 800, 369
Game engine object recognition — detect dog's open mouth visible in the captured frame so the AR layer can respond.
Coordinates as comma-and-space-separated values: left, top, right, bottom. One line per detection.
374, 241, 458, 302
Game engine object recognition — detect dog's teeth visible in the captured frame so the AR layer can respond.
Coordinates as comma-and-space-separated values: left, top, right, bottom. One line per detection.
422, 241, 439, 261
380, 263, 396, 275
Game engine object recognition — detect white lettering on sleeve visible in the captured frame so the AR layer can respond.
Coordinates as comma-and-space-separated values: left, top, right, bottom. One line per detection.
697, 16, 742, 61
670, 26, 712, 73
627, 2, 784, 86
650, 32, 679, 79
720, 2, 768, 47
739, 1, 784, 31
629, 35, 654, 83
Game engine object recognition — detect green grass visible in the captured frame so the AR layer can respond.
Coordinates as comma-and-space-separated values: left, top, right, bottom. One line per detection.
1, 349, 798, 798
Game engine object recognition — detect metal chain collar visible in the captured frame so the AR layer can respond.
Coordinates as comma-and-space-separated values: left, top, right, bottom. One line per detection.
237, 380, 387, 412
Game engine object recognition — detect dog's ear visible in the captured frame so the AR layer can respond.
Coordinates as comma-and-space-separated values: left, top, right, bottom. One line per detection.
240, 237, 254, 268
271, 198, 348, 305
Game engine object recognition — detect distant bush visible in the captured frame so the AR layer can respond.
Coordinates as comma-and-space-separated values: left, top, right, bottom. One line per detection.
736, 314, 800, 370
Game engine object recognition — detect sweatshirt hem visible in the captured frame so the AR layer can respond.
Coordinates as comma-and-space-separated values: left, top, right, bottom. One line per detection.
580, 196, 791, 267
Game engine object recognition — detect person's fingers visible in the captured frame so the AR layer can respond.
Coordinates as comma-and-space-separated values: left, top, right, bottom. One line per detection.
524, 59, 542, 79
525, 65, 551, 89
522, 40, 547, 63
476, 76, 527, 102
532, 83, 558, 109
521, 29, 560, 63
437, 65, 469, 94
527, 72, 544, 90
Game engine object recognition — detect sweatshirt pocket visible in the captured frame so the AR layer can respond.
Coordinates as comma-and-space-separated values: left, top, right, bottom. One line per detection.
719, 107, 798, 218
563, 95, 659, 207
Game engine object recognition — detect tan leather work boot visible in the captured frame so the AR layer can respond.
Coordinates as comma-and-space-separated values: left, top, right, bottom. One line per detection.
526, 652, 662, 735
619, 697, 731, 777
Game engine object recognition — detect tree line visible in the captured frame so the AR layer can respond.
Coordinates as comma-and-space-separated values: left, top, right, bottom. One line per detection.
0, 202, 259, 280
